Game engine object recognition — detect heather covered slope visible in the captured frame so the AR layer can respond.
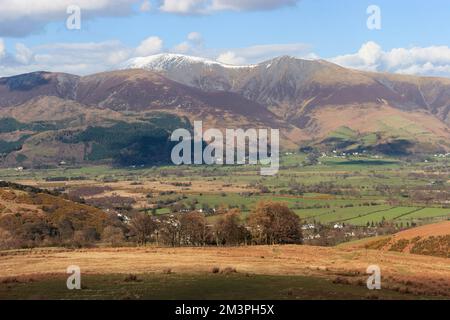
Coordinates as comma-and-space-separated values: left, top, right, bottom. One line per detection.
0, 72, 79, 107
345, 221, 450, 258
0, 69, 288, 168
0, 182, 110, 249
0, 69, 281, 124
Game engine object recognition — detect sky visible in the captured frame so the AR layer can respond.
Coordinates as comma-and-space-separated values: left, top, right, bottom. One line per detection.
0, 0, 450, 77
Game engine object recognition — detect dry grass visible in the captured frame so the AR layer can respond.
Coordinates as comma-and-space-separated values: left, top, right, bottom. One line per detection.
0, 245, 448, 297
392, 221, 450, 239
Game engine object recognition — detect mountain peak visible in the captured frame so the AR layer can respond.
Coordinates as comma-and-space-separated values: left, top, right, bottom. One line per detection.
123, 53, 252, 70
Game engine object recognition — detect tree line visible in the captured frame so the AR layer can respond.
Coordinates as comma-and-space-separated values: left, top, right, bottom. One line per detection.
112, 201, 302, 247
0, 201, 303, 249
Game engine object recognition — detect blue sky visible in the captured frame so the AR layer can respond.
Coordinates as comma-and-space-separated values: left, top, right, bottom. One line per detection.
0, 0, 449, 76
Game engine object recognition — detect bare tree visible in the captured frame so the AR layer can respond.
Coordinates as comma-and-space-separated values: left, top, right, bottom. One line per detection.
158, 215, 181, 247
179, 212, 208, 246
248, 201, 302, 245
102, 226, 125, 246
0, 228, 15, 250
214, 209, 248, 246
129, 213, 156, 245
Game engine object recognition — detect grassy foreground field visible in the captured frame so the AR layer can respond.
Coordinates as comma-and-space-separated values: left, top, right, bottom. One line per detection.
0, 274, 430, 300
0, 245, 449, 300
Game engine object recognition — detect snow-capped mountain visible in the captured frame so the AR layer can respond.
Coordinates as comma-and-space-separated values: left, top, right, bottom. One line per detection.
2, 54, 450, 168
124, 53, 251, 70
122, 53, 254, 91
120, 53, 450, 127
122, 53, 335, 98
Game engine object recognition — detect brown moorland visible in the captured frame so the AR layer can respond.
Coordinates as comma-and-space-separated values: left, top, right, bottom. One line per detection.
0, 244, 448, 298
344, 221, 450, 258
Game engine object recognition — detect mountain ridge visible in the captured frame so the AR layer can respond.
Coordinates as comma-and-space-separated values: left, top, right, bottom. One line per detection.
122, 54, 450, 124
0, 55, 450, 167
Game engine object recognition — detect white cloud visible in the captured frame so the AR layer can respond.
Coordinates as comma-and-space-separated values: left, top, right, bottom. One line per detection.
173, 42, 191, 54
3, 36, 450, 79
32, 40, 132, 74
210, 0, 298, 11
0, 0, 299, 35
160, 0, 205, 14
0, 38, 314, 75
140, 0, 152, 12
0, 0, 138, 37
216, 43, 313, 65
135, 36, 164, 56
160, 0, 299, 14
106, 49, 132, 65
187, 32, 203, 44
330, 41, 450, 77
15, 43, 34, 65
172, 32, 204, 55
0, 39, 5, 60
0, 37, 158, 76
217, 51, 247, 65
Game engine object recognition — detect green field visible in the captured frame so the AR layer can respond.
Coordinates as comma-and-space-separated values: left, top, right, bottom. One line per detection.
346, 207, 420, 225
1, 153, 449, 227
396, 207, 450, 221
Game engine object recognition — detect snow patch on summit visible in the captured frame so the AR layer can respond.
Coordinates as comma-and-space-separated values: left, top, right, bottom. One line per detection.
123, 53, 254, 71
123, 53, 252, 71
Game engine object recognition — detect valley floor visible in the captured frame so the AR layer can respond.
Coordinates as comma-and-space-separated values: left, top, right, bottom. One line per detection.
0, 245, 448, 300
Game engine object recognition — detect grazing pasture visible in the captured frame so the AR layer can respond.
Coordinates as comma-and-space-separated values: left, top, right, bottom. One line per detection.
1, 154, 449, 228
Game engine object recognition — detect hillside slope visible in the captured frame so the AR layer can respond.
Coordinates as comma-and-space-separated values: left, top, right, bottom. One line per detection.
352, 221, 450, 258
0, 182, 110, 248
1, 56, 450, 167
126, 54, 450, 123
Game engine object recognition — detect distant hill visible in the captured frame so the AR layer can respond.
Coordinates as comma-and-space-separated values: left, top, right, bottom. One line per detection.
1, 55, 450, 167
